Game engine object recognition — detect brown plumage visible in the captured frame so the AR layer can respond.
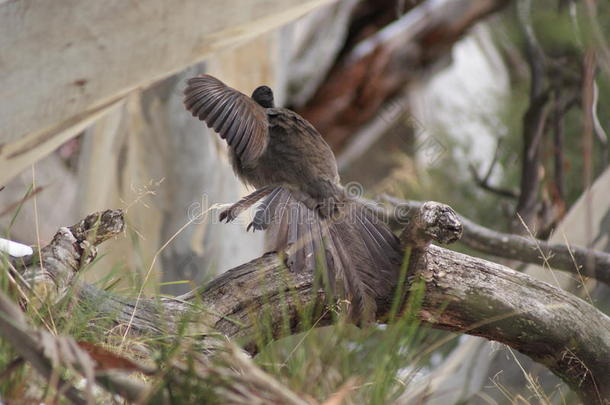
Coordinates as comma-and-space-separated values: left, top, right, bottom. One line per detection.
184, 74, 403, 321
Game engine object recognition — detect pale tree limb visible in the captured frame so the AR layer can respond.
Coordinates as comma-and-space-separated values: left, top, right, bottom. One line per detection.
3, 206, 610, 404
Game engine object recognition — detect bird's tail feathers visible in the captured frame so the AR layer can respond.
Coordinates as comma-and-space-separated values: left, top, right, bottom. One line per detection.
259, 187, 403, 321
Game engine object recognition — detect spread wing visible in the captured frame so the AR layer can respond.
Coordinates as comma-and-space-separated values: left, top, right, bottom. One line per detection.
184, 75, 269, 166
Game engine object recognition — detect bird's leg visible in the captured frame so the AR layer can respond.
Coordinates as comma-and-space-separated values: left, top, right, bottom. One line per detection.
219, 185, 275, 223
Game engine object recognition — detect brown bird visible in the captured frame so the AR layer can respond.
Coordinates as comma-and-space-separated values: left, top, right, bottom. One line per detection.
183, 74, 403, 321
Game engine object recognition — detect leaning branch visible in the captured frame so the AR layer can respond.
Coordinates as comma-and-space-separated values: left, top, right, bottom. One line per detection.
3, 207, 610, 404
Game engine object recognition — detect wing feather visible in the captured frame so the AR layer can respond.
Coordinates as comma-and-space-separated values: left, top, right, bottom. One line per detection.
184, 75, 269, 166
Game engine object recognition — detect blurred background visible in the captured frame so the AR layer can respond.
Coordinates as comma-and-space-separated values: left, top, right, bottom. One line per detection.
1, 0, 609, 403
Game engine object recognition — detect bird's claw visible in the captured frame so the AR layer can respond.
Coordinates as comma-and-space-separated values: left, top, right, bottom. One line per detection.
246, 220, 267, 232
219, 208, 236, 223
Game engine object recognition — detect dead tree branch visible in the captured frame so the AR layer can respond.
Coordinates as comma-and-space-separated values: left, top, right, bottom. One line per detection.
3, 207, 610, 404
514, 0, 551, 231
468, 139, 519, 199
381, 196, 610, 285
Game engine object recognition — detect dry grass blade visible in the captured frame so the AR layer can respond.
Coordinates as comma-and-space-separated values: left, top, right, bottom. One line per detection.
0, 185, 45, 218
217, 344, 310, 405
320, 377, 359, 405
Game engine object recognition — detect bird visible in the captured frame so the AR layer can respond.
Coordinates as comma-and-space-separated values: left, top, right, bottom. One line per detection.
183, 74, 403, 322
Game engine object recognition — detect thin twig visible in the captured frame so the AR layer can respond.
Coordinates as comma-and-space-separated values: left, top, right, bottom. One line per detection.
592, 80, 608, 168
469, 139, 519, 199
582, 48, 597, 274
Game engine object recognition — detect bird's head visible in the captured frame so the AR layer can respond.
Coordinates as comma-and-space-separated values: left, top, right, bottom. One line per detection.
252, 85, 275, 108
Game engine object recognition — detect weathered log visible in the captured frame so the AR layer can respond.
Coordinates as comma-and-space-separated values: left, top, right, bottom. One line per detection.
5, 205, 610, 404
